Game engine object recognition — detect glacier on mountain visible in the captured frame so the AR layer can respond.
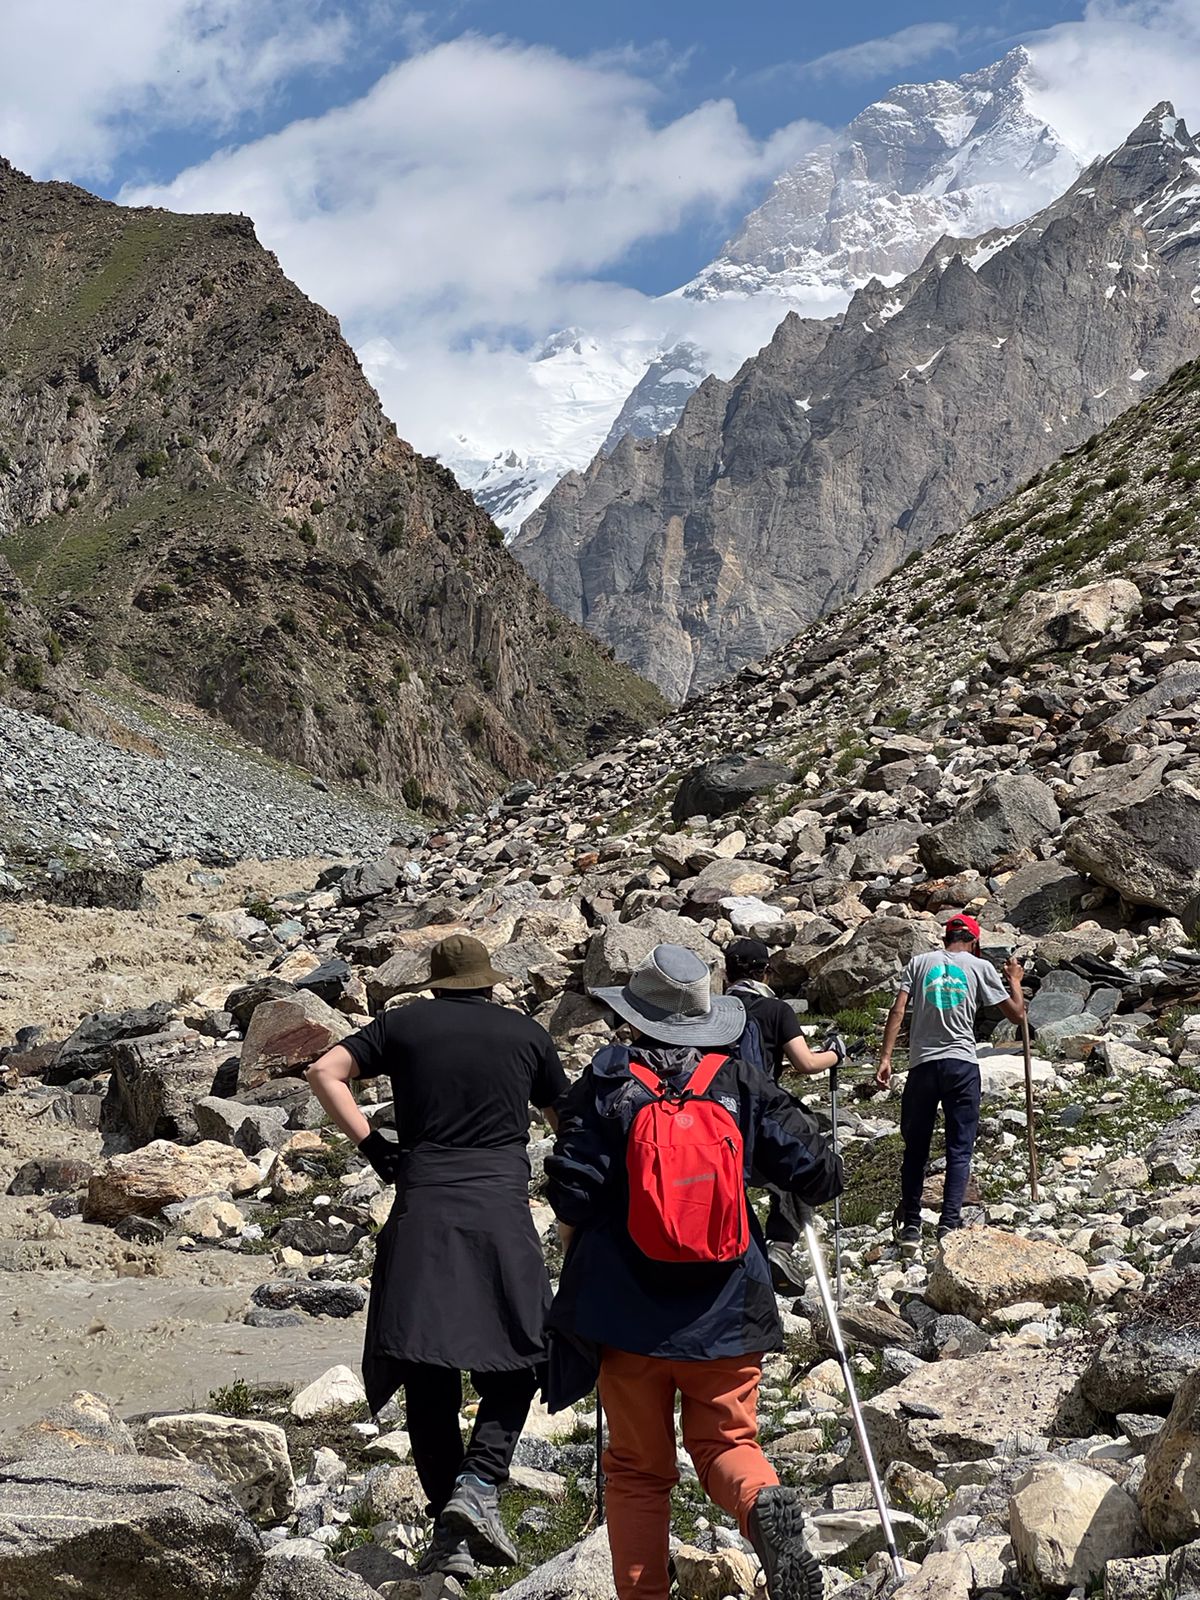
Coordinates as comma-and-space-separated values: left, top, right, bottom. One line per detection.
451, 47, 1084, 531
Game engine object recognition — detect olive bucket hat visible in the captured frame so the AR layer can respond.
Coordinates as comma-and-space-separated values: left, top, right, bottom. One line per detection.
591, 943, 746, 1048
429, 933, 507, 990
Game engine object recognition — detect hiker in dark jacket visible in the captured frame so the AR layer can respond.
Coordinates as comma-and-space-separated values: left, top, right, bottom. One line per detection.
306, 933, 568, 1582
546, 944, 842, 1600
725, 937, 843, 1289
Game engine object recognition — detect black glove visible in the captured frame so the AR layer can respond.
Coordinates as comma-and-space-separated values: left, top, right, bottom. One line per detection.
822, 1032, 848, 1066
358, 1129, 402, 1185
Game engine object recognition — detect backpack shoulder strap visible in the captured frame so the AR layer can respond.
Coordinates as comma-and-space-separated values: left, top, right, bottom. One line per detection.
687, 1052, 729, 1098
628, 1062, 663, 1097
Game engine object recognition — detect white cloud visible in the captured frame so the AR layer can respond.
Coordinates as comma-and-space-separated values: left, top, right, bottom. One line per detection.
120, 35, 828, 459
0, 0, 358, 179
791, 22, 962, 83
1025, 0, 1200, 160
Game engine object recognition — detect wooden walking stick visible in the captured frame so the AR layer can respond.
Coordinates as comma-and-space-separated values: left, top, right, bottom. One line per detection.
1021, 1012, 1040, 1203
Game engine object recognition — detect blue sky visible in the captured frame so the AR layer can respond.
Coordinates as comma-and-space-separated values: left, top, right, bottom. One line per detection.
67, 0, 1092, 295
3, 1, 1199, 464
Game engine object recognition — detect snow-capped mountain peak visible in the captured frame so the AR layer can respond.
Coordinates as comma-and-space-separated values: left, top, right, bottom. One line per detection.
451, 48, 1085, 531
685, 48, 1080, 304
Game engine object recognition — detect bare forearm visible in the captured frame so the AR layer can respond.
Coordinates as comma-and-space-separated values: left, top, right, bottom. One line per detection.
784, 1040, 838, 1077
306, 1064, 371, 1145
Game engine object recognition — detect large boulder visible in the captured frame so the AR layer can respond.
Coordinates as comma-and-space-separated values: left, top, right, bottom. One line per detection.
859, 1345, 1097, 1469
499, 1524, 616, 1599
339, 858, 401, 905
1064, 780, 1200, 915
1105, 661, 1200, 737
1010, 1459, 1143, 1591
83, 1140, 261, 1225
0, 1450, 263, 1599
671, 755, 792, 824
290, 1366, 366, 1421
806, 917, 939, 1012
1139, 1366, 1200, 1549
582, 911, 723, 991
2, 1392, 136, 1463
1001, 860, 1088, 934
251, 1555, 380, 1600
43, 1007, 169, 1085
6, 1157, 93, 1197
927, 1230, 1090, 1320
238, 993, 351, 1092
98, 1035, 227, 1152
1083, 1269, 1200, 1413
919, 774, 1060, 876
684, 857, 783, 908
193, 1098, 291, 1156
1004, 579, 1141, 662
140, 1413, 295, 1524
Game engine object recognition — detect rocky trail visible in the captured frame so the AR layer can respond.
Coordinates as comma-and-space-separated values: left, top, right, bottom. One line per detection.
2, 361, 1200, 1596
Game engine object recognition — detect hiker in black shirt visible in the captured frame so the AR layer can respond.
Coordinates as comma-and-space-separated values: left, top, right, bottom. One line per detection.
725, 939, 842, 1289
306, 933, 568, 1581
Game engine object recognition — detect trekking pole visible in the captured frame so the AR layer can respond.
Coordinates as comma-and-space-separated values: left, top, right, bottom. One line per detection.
1020, 1014, 1040, 1203
829, 1061, 844, 1308
802, 1216, 906, 1591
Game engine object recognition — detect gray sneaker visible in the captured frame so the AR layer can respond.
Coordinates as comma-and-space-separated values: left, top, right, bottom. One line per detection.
441, 1474, 518, 1568
768, 1241, 807, 1293
418, 1521, 478, 1580
748, 1485, 824, 1600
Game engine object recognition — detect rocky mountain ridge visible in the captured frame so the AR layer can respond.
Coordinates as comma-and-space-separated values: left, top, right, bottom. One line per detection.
514, 103, 1200, 700
454, 48, 1082, 531
1, 351, 1200, 1598
0, 160, 662, 817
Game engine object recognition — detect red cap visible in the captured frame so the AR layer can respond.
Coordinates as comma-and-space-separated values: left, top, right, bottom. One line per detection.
944, 913, 982, 942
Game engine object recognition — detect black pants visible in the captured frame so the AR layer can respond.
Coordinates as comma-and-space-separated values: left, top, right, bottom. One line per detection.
900, 1057, 981, 1229
398, 1362, 539, 1518
764, 1188, 800, 1244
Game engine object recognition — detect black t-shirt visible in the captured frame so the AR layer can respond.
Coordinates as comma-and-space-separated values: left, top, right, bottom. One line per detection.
344, 994, 569, 1150
736, 990, 804, 1083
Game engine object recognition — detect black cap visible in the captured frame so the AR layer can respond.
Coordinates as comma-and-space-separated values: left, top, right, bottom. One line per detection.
725, 937, 771, 973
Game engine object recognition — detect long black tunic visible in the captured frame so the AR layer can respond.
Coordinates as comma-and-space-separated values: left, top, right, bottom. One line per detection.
344, 995, 568, 1409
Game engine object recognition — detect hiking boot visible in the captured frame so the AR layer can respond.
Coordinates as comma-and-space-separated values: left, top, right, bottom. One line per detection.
418, 1521, 478, 1581
768, 1241, 807, 1293
441, 1474, 518, 1568
748, 1485, 824, 1600
937, 1219, 963, 1244
892, 1211, 922, 1257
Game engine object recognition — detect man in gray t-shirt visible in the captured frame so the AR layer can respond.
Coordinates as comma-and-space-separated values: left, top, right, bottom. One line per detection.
876, 914, 1025, 1250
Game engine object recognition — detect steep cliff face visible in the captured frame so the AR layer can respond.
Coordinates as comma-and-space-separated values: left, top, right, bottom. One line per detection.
514, 106, 1200, 701
0, 161, 662, 811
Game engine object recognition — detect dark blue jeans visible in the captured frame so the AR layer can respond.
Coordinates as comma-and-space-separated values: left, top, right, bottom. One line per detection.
900, 1057, 981, 1229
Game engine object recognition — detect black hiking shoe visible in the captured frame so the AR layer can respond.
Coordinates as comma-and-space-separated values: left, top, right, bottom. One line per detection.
418, 1521, 478, 1580
892, 1211, 922, 1257
441, 1474, 518, 1568
748, 1485, 824, 1600
937, 1219, 963, 1244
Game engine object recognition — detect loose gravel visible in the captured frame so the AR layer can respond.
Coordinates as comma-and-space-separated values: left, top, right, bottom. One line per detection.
0, 698, 413, 868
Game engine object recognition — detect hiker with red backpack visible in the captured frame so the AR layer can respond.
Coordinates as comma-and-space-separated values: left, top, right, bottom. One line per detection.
724, 937, 844, 1290
545, 944, 842, 1600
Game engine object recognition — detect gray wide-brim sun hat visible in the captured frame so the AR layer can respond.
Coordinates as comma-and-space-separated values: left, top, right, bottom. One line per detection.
592, 943, 746, 1048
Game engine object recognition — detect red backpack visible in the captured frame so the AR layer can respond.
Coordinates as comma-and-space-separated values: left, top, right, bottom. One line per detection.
625, 1053, 749, 1264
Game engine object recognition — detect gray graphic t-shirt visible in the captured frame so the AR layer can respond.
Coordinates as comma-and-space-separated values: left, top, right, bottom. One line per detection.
899, 950, 1009, 1065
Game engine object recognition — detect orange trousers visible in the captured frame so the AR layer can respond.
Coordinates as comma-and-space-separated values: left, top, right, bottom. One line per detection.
598, 1347, 779, 1600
